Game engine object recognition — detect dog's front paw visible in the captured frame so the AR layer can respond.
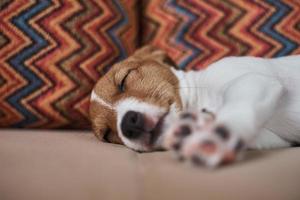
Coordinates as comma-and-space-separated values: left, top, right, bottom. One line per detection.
163, 110, 246, 168
181, 124, 246, 168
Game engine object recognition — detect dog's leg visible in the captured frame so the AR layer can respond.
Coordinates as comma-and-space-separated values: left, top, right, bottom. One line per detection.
164, 74, 286, 167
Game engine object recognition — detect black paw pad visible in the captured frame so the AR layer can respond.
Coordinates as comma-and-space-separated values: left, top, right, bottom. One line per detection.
180, 112, 196, 120
191, 155, 203, 166
176, 125, 192, 137
215, 126, 230, 140
172, 142, 181, 151
234, 139, 245, 151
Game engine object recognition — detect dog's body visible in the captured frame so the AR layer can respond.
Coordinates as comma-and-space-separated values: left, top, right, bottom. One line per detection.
90, 46, 300, 167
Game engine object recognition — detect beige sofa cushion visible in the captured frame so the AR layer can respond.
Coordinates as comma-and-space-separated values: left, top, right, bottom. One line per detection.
1, 129, 300, 200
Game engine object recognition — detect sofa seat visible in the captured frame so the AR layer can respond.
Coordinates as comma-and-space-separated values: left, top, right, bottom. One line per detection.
1, 129, 300, 200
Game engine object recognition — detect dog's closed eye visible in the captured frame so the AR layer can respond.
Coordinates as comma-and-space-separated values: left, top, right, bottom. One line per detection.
118, 69, 134, 92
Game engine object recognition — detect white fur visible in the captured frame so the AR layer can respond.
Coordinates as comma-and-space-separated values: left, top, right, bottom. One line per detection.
90, 90, 114, 110
172, 55, 300, 149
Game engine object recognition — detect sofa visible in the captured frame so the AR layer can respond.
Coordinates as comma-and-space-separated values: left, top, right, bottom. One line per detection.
1, 1, 300, 199
1, 129, 300, 200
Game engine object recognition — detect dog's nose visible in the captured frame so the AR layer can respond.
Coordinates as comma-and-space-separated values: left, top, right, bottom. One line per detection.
121, 111, 145, 139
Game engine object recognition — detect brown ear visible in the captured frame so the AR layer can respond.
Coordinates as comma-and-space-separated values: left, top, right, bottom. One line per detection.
132, 45, 179, 70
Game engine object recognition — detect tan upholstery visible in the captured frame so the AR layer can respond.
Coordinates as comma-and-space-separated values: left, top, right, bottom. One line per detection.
1, 129, 300, 200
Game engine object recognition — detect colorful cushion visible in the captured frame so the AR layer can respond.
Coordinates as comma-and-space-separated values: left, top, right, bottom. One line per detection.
1, 0, 300, 129
0, 0, 138, 128
142, 0, 300, 70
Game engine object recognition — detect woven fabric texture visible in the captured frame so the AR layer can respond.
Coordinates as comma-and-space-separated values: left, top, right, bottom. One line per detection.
0, 0, 138, 128
142, 0, 300, 69
1, 0, 300, 128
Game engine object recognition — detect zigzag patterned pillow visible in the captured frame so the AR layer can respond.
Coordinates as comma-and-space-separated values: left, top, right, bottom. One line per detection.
0, 0, 138, 128
142, 0, 300, 70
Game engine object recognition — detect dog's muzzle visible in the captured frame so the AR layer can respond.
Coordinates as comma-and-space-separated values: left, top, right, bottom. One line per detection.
120, 110, 167, 146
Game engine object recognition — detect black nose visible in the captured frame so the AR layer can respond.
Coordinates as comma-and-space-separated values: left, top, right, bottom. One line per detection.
121, 111, 145, 139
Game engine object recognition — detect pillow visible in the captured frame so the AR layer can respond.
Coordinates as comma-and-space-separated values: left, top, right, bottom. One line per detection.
141, 0, 300, 70
0, 0, 138, 128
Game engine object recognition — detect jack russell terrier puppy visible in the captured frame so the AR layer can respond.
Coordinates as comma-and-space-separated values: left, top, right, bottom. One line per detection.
89, 45, 300, 168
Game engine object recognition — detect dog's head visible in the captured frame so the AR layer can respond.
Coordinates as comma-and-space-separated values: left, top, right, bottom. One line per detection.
89, 45, 182, 151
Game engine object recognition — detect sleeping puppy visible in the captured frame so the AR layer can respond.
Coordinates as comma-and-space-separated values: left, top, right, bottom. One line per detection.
89, 45, 300, 167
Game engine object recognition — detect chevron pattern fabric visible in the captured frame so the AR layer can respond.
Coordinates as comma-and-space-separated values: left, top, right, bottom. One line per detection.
0, 0, 138, 128
142, 0, 300, 70
1, 0, 300, 129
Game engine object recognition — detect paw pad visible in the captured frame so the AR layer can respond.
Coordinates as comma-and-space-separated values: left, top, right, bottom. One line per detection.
172, 142, 181, 151
234, 139, 245, 151
199, 140, 217, 155
180, 112, 197, 121
214, 125, 230, 140
191, 155, 203, 166
176, 125, 192, 137
222, 152, 236, 164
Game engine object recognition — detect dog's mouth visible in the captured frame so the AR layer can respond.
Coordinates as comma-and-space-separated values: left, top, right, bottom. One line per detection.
149, 112, 168, 146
